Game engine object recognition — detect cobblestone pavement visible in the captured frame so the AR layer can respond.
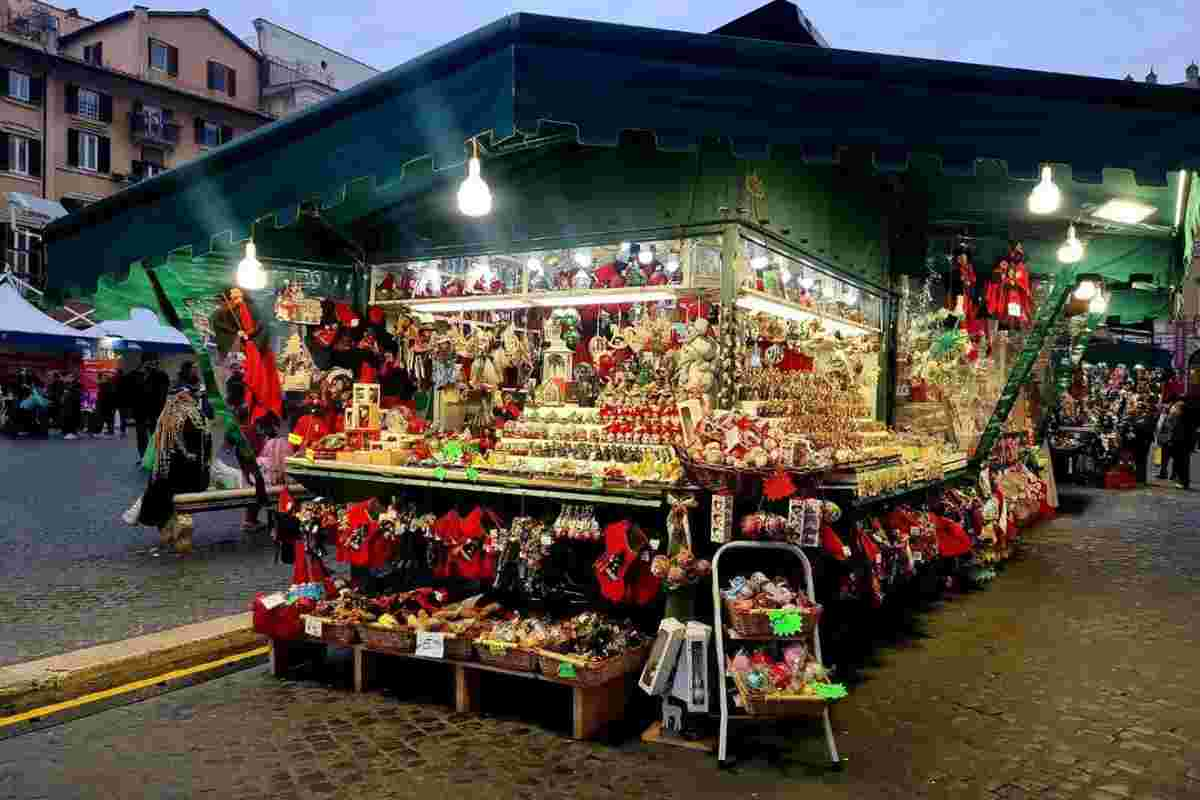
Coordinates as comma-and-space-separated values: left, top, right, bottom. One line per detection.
3, 484, 1199, 799
0, 435, 292, 666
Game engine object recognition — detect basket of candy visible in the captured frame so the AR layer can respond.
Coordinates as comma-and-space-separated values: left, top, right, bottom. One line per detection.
474, 617, 565, 672
535, 612, 650, 687
359, 615, 415, 654
729, 643, 846, 717
721, 573, 822, 638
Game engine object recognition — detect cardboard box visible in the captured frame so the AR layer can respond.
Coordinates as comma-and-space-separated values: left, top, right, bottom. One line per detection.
710, 493, 734, 544
335, 451, 356, 463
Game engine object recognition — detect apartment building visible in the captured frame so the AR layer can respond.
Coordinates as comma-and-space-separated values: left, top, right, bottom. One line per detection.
254, 18, 377, 118
0, 1, 272, 288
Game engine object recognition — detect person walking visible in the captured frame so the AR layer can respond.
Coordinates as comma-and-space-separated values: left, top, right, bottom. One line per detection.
1168, 400, 1196, 490
1129, 398, 1157, 484
60, 373, 82, 440
1156, 401, 1178, 480
95, 372, 118, 436
134, 356, 170, 460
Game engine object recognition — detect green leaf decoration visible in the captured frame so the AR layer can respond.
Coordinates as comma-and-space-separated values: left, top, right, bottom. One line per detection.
443, 441, 464, 460
812, 682, 848, 700
766, 609, 805, 637
433, 467, 447, 481
465, 467, 480, 481
557, 662, 577, 679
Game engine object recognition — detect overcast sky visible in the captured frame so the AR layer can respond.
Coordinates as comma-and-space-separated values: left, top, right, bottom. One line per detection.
83, 1, 1195, 83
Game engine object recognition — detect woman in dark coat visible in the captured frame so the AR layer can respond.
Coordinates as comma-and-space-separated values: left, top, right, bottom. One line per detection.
138, 388, 212, 529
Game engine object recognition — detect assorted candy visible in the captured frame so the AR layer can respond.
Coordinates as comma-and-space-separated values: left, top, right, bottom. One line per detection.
722, 572, 817, 613
650, 546, 712, 591
728, 643, 835, 697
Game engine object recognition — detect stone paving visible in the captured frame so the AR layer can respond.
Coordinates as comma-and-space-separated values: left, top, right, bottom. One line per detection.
0, 435, 291, 666
3, 483, 1199, 799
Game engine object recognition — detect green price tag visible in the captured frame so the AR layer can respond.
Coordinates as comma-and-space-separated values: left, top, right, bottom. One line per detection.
812, 682, 848, 700
557, 662, 577, 679
443, 441, 464, 460
433, 467, 447, 481
767, 610, 804, 637
465, 467, 480, 481
591, 475, 603, 489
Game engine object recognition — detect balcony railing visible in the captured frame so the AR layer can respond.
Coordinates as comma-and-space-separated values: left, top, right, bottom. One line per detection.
129, 111, 180, 148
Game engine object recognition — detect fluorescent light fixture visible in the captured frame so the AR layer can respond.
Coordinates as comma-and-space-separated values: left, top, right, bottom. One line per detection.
735, 290, 876, 337
530, 288, 676, 307
1174, 171, 1187, 228
1028, 165, 1061, 215
405, 296, 532, 313
1092, 198, 1155, 225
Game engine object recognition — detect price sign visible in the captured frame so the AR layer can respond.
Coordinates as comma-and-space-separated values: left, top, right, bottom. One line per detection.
557, 662, 577, 679
416, 631, 445, 659
304, 616, 323, 638
261, 592, 286, 610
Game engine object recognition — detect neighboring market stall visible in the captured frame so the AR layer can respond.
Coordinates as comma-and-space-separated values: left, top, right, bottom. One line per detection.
43, 7, 1200, 766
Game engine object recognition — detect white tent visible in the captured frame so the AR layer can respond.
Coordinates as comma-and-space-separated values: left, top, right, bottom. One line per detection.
83, 307, 192, 353
0, 274, 97, 348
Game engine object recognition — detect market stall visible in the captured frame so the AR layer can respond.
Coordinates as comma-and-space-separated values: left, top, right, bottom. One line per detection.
42, 6, 1200, 766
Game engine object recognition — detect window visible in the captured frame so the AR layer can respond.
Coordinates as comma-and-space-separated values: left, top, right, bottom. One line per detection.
7, 226, 37, 275
83, 42, 103, 66
68, 130, 109, 173
8, 70, 29, 102
79, 132, 99, 170
195, 120, 232, 147
206, 61, 237, 97
77, 88, 100, 120
8, 135, 29, 175
148, 39, 178, 75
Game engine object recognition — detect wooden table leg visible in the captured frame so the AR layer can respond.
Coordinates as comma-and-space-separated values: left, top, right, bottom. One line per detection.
572, 674, 631, 740
270, 638, 322, 678
455, 665, 482, 713
354, 646, 377, 693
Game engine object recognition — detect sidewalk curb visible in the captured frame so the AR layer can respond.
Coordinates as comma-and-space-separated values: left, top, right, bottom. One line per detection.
0, 613, 265, 718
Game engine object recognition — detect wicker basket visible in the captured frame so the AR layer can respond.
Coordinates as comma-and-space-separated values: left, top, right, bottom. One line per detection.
474, 639, 538, 672
678, 453, 768, 495
303, 616, 359, 647
723, 600, 822, 638
359, 624, 415, 655
733, 671, 831, 717
442, 631, 477, 661
536, 644, 650, 687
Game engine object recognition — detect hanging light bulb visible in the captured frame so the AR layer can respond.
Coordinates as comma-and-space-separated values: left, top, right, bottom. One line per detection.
666, 256, 680, 274
638, 244, 654, 266
844, 285, 859, 304
1073, 279, 1097, 301
750, 254, 769, 270
1088, 292, 1108, 314
526, 256, 543, 275
1057, 224, 1084, 264
799, 266, 815, 290
457, 138, 492, 217
574, 248, 593, 268
778, 263, 792, 285
236, 240, 266, 290
1028, 165, 1061, 215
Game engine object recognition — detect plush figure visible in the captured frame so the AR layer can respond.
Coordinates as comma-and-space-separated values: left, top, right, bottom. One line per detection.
675, 319, 718, 402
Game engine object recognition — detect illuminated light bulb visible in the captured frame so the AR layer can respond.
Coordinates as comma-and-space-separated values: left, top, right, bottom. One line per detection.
799, 272, 815, 290
666, 256, 680, 274
1088, 293, 1108, 314
1028, 165, 1061, 215
526, 256, 543, 275
236, 241, 266, 290
778, 265, 792, 284
457, 147, 492, 217
844, 286, 859, 304
574, 248, 593, 268
638, 245, 654, 266
1057, 224, 1084, 264
750, 255, 769, 270
1073, 279, 1097, 301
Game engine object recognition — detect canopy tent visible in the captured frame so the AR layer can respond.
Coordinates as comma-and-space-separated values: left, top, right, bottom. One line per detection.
44, 11, 1200, 298
0, 274, 97, 349
82, 307, 192, 353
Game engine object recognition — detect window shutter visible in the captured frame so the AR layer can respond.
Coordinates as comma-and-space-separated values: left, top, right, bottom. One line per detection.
207, 61, 215, 90
65, 83, 78, 114
28, 140, 40, 177
167, 45, 179, 76
220, 125, 233, 145
147, 38, 154, 67
0, 133, 9, 172
133, 99, 143, 115
228, 68, 236, 97
67, 129, 79, 167
98, 137, 111, 173
1, 69, 9, 98
28, 75, 42, 105
95, 42, 103, 65
194, 117, 205, 144
99, 93, 113, 123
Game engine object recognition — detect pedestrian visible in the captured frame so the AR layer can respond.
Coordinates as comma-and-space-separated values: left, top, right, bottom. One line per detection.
96, 372, 117, 436
134, 355, 170, 460
60, 373, 82, 439
1168, 400, 1196, 490
137, 386, 212, 552
1156, 401, 1178, 480
114, 368, 132, 436
1128, 398, 1157, 484
46, 372, 64, 433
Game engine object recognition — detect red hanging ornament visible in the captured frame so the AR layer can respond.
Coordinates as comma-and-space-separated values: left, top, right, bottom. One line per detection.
763, 469, 797, 502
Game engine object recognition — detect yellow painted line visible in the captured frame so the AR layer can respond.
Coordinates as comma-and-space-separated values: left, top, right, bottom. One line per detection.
0, 645, 270, 728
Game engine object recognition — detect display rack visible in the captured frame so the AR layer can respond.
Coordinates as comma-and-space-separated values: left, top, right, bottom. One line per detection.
709, 540, 840, 769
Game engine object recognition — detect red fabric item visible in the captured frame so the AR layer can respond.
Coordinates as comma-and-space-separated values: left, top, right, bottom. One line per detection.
821, 525, 849, 561
368, 307, 385, 325
290, 540, 336, 596
931, 514, 972, 558
236, 303, 283, 425
359, 361, 377, 383
278, 485, 294, 514
291, 413, 328, 449
252, 593, 304, 640
431, 511, 461, 578
594, 520, 660, 605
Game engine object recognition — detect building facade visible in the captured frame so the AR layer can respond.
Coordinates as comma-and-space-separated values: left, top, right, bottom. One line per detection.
0, 1, 272, 289
253, 18, 377, 118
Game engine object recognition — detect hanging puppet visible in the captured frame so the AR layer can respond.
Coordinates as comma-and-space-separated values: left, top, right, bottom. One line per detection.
212, 287, 283, 425
945, 242, 979, 324
985, 241, 1032, 328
